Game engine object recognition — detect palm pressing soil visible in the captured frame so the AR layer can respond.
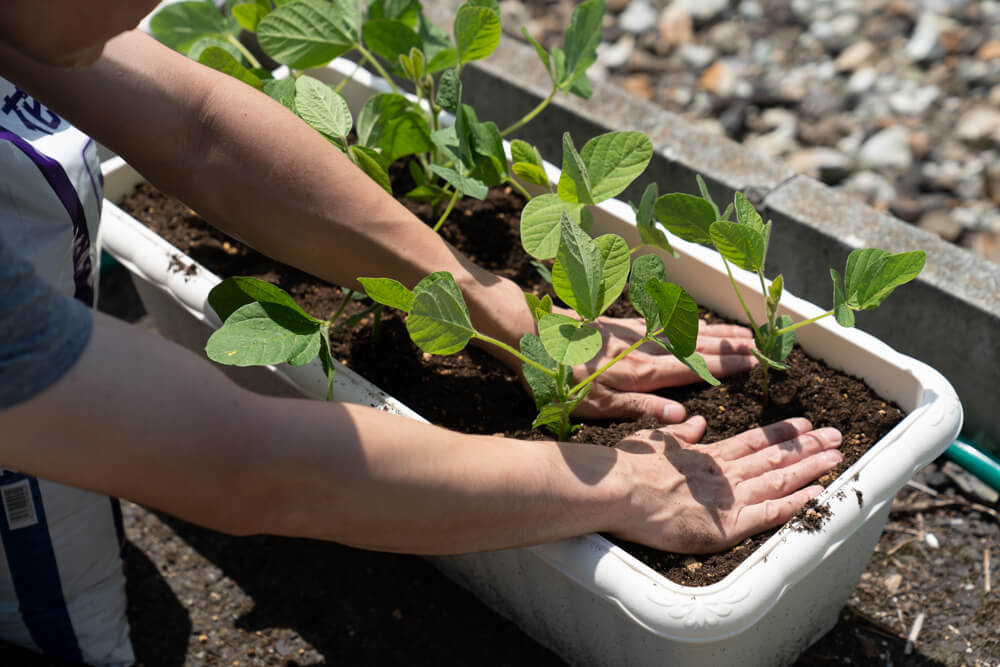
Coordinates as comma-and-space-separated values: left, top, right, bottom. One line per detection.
118, 178, 906, 587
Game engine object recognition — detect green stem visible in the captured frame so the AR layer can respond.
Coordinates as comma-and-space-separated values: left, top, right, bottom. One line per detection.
776, 310, 835, 335
567, 329, 662, 397
432, 189, 461, 232
501, 85, 558, 136
507, 177, 532, 201
472, 333, 558, 378
225, 34, 262, 70
333, 58, 365, 94
357, 46, 400, 95
326, 290, 354, 327
723, 258, 760, 334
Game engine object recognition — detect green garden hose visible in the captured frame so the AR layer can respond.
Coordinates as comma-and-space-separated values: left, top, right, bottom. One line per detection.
945, 439, 1000, 493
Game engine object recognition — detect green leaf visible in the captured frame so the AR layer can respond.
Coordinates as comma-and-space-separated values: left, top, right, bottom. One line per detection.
538, 313, 602, 366
695, 174, 720, 218
318, 330, 336, 401
766, 273, 783, 320
206, 301, 322, 367
552, 212, 603, 320
645, 280, 699, 358
525, 293, 553, 322
734, 192, 765, 234
357, 277, 414, 312
830, 268, 854, 327
357, 93, 432, 161
520, 27, 553, 82
428, 164, 488, 200
560, 131, 652, 204
231, 0, 271, 31
188, 36, 244, 64
557, 132, 593, 205
348, 145, 392, 194
362, 19, 422, 71
454, 4, 501, 63
198, 46, 263, 89
263, 77, 297, 111
632, 183, 677, 257
628, 253, 668, 333
149, 1, 234, 53
561, 0, 604, 86
751, 347, 789, 371
435, 67, 461, 111
257, 0, 354, 69
520, 193, 582, 259
469, 120, 508, 184
208, 276, 320, 323
758, 315, 795, 364
406, 272, 476, 354
843, 249, 926, 310
420, 15, 459, 72
519, 333, 558, 410
654, 193, 716, 244
593, 234, 630, 317
367, 0, 419, 23
510, 139, 549, 186
650, 340, 720, 386
531, 395, 586, 437
295, 76, 352, 139
709, 220, 766, 272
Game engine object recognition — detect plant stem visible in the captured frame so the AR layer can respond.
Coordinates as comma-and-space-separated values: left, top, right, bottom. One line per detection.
500, 86, 558, 136
356, 46, 400, 95
567, 329, 661, 396
507, 177, 532, 201
723, 258, 760, 334
432, 189, 461, 232
472, 333, 558, 378
225, 34, 262, 70
776, 310, 835, 335
333, 59, 365, 94
326, 290, 354, 327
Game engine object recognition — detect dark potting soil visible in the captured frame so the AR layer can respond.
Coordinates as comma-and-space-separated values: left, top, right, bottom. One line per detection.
118, 180, 906, 588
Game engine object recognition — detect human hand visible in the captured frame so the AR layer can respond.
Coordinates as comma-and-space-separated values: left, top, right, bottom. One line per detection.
569, 317, 758, 423
609, 417, 842, 554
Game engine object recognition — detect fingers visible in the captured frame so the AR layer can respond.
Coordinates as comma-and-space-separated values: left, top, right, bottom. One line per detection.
576, 387, 688, 423
733, 447, 843, 510
730, 485, 826, 540
712, 418, 814, 461
697, 322, 755, 338
729, 427, 842, 483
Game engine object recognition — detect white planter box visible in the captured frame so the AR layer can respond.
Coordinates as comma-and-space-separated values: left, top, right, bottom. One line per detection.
98, 57, 963, 667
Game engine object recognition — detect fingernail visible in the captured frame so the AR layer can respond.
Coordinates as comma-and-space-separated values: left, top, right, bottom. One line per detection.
818, 427, 842, 446
825, 450, 843, 464
663, 404, 685, 422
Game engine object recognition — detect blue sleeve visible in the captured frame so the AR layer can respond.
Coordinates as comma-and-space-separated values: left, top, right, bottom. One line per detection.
0, 233, 93, 410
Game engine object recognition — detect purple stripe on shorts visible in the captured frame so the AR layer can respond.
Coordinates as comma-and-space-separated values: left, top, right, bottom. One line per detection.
0, 126, 94, 305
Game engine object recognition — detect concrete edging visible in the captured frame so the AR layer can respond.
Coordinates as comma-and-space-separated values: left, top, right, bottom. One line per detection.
422, 0, 1000, 456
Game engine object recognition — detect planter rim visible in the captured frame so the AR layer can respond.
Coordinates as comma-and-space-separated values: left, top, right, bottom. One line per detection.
98, 54, 963, 642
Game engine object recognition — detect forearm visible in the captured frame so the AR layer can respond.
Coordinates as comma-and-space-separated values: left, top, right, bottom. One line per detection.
0, 312, 627, 553
0, 31, 535, 351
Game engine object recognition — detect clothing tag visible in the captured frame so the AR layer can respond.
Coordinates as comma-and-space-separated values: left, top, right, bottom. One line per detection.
1, 479, 38, 530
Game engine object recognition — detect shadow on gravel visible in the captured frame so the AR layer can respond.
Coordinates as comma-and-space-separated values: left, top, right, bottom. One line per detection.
123, 541, 191, 666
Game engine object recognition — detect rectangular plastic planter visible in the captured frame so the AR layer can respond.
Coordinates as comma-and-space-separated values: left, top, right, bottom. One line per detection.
98, 56, 963, 667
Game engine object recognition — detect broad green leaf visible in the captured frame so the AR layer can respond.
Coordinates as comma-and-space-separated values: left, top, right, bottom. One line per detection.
357, 94, 432, 161
525, 293, 553, 322
206, 301, 321, 367
470, 120, 508, 184
628, 253, 668, 333
549, 45, 567, 86
632, 183, 677, 256
830, 268, 854, 327
362, 19, 422, 71
231, 0, 271, 31
454, 5, 501, 63
419, 15, 459, 72
561, 0, 603, 85
208, 276, 320, 323
464, 0, 500, 13
263, 77, 297, 111
257, 0, 354, 69
567, 72, 593, 99
150, 1, 234, 53
532, 394, 587, 437
709, 220, 765, 272
645, 280, 699, 358
189, 37, 244, 64
358, 277, 414, 312
428, 164, 488, 200
520, 333, 558, 410
751, 347, 789, 371
318, 330, 336, 400
520, 193, 582, 259
552, 212, 603, 320
538, 313, 602, 366
435, 67, 461, 111
367, 0, 419, 23
654, 193, 716, 244
198, 46, 263, 89
557, 132, 593, 204
510, 140, 549, 186
758, 315, 795, 364
594, 234, 630, 316
513, 162, 550, 187
348, 145, 392, 193
734, 192, 765, 234
695, 174, 720, 218
843, 249, 925, 310
295, 76, 352, 139
407, 272, 476, 354
560, 131, 652, 204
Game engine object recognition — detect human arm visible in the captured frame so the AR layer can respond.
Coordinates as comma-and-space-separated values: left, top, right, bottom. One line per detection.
0, 309, 840, 554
